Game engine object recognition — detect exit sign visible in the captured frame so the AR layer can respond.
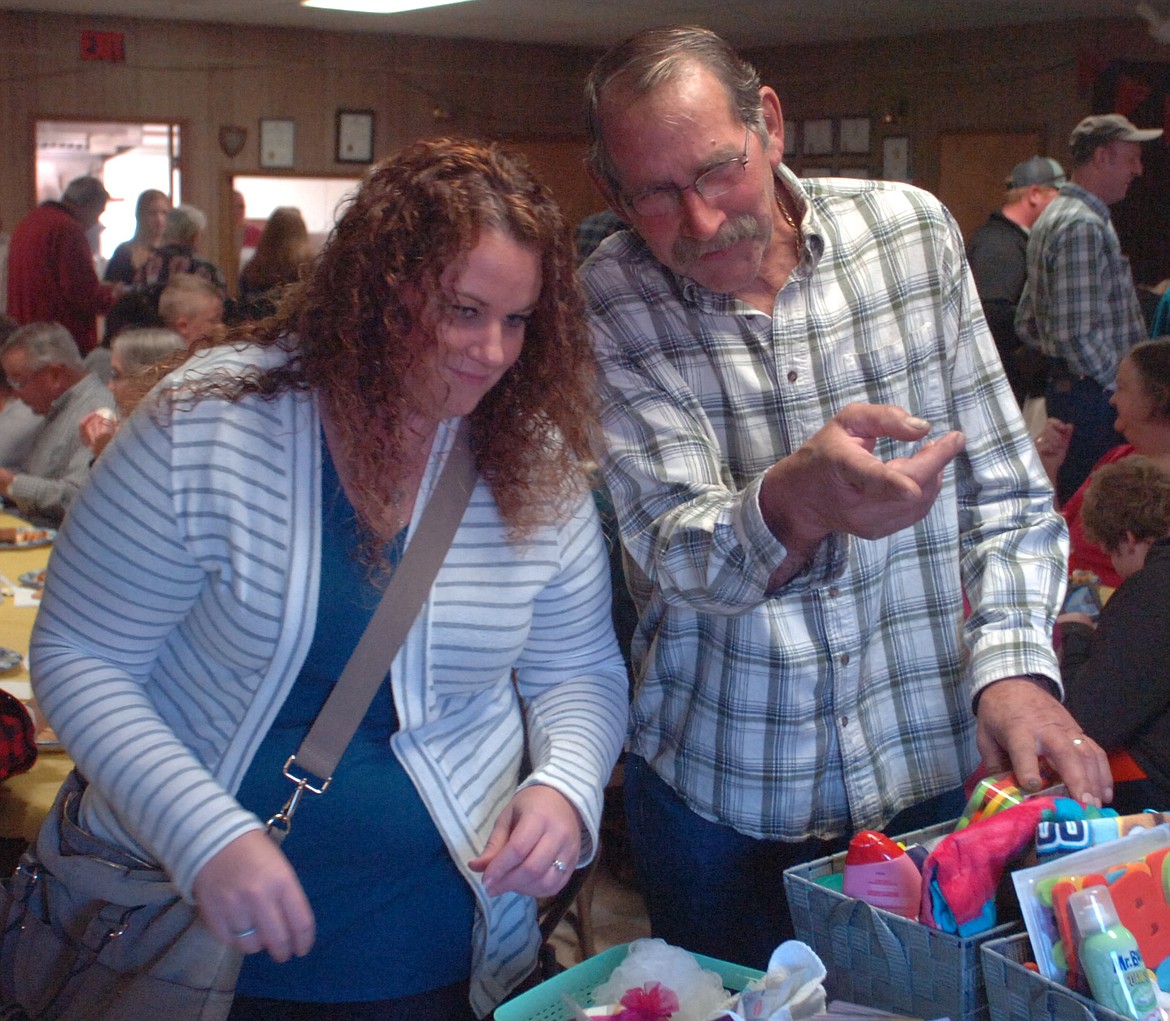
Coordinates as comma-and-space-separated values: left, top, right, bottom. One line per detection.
80, 30, 125, 62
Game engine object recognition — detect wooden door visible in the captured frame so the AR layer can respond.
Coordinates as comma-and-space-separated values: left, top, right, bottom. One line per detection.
504, 138, 605, 230
937, 131, 1045, 243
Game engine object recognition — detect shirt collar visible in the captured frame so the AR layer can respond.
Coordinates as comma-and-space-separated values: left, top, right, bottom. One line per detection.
1058, 181, 1112, 223
45, 375, 86, 421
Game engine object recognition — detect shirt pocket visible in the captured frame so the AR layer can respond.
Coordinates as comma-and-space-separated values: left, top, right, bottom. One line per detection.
841, 318, 947, 421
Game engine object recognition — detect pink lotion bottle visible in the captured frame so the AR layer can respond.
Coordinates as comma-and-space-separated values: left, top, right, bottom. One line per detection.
841, 830, 923, 920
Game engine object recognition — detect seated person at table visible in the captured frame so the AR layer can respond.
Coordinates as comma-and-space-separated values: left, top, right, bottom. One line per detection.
0, 315, 41, 469
0, 322, 113, 526
82, 289, 167, 384
1035, 337, 1170, 589
29, 137, 628, 1021
1060, 456, 1170, 814
78, 326, 186, 459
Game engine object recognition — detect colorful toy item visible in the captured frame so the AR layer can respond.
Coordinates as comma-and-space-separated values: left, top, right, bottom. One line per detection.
841, 829, 922, 920
921, 796, 1058, 935
956, 772, 1027, 831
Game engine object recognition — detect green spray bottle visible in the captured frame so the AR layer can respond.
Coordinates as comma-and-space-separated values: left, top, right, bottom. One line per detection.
1069, 884, 1162, 1021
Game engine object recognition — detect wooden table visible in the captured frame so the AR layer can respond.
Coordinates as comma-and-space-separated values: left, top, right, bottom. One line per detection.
0, 513, 73, 843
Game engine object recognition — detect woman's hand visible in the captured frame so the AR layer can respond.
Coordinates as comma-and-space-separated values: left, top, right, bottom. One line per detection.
468, 784, 583, 898
1034, 418, 1073, 490
78, 408, 118, 457
191, 829, 315, 963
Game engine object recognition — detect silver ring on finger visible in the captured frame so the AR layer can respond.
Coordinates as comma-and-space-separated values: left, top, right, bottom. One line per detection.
233, 927, 257, 938
551, 859, 567, 873
1071, 736, 1086, 747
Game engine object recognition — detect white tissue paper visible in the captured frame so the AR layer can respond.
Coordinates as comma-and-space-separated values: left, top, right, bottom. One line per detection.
719, 940, 827, 1021
591, 939, 734, 1021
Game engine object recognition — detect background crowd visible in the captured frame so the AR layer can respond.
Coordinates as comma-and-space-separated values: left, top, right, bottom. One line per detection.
0, 22, 1164, 1020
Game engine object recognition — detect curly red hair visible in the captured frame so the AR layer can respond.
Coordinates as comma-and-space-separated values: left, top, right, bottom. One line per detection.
186, 138, 597, 548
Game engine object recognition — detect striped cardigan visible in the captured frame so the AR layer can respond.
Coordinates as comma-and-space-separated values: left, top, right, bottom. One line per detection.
30, 344, 629, 1014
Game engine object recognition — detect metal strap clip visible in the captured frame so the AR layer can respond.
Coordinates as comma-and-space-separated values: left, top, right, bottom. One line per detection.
266, 755, 331, 838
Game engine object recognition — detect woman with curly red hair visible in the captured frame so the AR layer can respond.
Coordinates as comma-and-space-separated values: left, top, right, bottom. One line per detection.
30, 138, 628, 1020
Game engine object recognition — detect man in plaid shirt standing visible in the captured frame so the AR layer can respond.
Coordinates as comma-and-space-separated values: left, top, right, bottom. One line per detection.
1017, 114, 1162, 505
580, 25, 1112, 969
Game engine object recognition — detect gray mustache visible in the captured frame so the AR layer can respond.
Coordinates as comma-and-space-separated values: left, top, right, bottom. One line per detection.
672, 214, 764, 265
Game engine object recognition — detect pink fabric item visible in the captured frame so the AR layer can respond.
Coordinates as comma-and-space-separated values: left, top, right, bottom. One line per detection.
919, 797, 1056, 927
616, 982, 679, 1021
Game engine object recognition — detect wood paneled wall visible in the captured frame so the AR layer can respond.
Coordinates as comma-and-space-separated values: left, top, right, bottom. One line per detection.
0, 10, 1165, 272
0, 11, 601, 270
747, 17, 1164, 201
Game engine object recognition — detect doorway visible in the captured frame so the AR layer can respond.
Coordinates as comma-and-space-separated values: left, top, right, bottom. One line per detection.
35, 119, 182, 270
227, 174, 362, 295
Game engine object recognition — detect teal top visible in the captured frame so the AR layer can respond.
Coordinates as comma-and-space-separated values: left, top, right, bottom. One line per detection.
234, 440, 474, 1001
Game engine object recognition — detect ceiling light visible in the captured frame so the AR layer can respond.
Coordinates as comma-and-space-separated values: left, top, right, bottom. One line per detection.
301, 0, 478, 12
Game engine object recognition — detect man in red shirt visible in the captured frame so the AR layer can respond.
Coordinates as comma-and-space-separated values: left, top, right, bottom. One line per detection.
6, 176, 122, 354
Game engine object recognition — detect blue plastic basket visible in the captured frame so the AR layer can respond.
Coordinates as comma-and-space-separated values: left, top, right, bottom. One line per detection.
493, 943, 764, 1021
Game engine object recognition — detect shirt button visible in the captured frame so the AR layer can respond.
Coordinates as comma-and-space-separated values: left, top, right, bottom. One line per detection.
828, 586, 840, 598
840, 715, 849, 727
840, 653, 850, 666
787, 370, 798, 383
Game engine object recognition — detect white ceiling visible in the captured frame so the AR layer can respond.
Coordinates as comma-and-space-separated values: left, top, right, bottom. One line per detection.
0, 0, 1153, 49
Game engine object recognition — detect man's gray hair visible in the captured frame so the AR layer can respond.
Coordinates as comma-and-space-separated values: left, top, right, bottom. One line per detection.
111, 328, 185, 376
163, 205, 207, 246
1, 322, 82, 370
584, 25, 765, 198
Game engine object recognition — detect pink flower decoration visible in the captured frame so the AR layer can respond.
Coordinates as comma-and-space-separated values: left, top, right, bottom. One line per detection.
614, 981, 679, 1021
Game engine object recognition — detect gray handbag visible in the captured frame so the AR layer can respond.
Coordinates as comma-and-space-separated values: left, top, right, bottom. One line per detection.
0, 423, 475, 1020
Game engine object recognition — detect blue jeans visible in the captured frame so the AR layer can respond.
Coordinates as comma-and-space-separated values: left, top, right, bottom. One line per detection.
1046, 374, 1123, 506
624, 755, 965, 970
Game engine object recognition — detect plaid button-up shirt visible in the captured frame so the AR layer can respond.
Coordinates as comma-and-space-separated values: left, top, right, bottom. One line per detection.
1016, 182, 1148, 388
583, 167, 1067, 841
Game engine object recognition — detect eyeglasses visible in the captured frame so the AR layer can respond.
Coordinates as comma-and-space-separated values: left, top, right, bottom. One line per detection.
621, 128, 753, 219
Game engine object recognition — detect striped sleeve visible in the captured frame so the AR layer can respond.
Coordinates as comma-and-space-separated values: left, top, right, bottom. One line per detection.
513, 490, 629, 859
29, 395, 292, 898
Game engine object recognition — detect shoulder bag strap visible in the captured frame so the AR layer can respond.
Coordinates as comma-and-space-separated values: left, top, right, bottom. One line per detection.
267, 419, 475, 839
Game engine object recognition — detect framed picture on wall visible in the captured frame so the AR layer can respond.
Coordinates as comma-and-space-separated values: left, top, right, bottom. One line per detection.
803, 118, 833, 156
839, 117, 871, 154
336, 109, 374, 164
259, 118, 295, 169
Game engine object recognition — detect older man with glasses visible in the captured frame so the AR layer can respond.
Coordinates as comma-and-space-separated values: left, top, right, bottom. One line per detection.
0, 322, 113, 525
579, 25, 1104, 969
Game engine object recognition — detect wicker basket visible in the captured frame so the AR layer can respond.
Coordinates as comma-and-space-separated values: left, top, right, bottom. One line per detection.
782, 820, 1019, 1021
493, 943, 762, 1021
981, 933, 1132, 1021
